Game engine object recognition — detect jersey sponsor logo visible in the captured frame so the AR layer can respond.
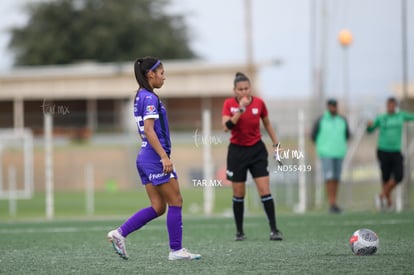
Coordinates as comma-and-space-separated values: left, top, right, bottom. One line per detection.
146, 105, 156, 114
230, 107, 239, 114
149, 172, 166, 181
252, 108, 259, 115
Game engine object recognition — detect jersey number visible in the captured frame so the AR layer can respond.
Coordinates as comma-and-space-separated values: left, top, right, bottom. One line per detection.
136, 116, 145, 136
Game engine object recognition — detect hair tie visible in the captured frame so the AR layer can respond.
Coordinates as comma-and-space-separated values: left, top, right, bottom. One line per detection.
148, 60, 161, 72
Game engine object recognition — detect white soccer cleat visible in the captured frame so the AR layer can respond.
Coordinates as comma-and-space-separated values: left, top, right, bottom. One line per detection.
107, 229, 128, 260
375, 195, 388, 212
168, 248, 201, 260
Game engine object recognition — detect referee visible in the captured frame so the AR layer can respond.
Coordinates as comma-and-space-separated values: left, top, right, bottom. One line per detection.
222, 72, 283, 241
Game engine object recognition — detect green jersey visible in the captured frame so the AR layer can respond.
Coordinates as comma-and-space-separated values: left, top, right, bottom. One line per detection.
367, 111, 414, 152
311, 111, 350, 158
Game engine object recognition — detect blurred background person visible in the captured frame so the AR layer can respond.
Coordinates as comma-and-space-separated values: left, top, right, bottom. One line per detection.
311, 99, 351, 214
367, 97, 414, 211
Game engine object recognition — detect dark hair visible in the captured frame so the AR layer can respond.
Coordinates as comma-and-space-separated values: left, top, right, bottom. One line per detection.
134, 57, 162, 91
327, 98, 337, 106
233, 72, 250, 87
387, 96, 397, 104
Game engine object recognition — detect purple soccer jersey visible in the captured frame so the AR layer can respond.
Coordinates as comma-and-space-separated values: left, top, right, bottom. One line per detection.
134, 89, 171, 155
134, 89, 176, 185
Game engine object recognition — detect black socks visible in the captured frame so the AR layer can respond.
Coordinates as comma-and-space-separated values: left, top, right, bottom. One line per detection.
233, 194, 278, 234
261, 194, 277, 232
232, 196, 244, 234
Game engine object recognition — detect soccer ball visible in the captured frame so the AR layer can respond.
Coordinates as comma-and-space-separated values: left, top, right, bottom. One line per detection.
349, 228, 379, 256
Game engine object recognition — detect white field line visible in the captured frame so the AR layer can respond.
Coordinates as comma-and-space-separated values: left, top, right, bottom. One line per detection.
0, 223, 233, 235
0, 218, 412, 235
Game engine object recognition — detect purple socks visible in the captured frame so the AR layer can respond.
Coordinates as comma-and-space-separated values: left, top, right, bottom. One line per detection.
118, 205, 183, 252
167, 206, 183, 251
119, 206, 158, 237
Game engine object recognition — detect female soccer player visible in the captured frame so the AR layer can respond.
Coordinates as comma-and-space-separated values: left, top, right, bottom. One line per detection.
367, 97, 414, 211
107, 57, 201, 261
222, 72, 283, 241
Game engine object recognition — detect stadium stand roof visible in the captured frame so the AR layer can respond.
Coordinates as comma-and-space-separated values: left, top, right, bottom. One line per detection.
0, 60, 258, 100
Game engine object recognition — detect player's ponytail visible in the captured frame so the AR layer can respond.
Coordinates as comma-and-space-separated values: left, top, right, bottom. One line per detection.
234, 72, 250, 87
134, 57, 162, 92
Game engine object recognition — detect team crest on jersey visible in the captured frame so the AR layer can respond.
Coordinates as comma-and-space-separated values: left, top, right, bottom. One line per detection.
252, 108, 259, 115
146, 105, 156, 114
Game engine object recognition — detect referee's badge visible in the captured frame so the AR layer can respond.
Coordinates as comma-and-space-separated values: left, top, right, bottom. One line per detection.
252, 108, 259, 115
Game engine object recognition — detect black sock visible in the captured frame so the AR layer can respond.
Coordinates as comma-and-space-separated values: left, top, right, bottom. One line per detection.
261, 194, 277, 232
232, 196, 244, 234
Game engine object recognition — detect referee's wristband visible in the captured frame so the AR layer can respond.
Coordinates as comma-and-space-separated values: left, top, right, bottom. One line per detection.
225, 119, 236, 129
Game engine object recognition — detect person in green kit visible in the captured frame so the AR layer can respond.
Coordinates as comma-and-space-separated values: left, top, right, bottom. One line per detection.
367, 97, 414, 211
312, 99, 351, 213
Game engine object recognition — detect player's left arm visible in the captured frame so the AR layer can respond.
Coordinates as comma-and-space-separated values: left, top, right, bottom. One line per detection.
260, 100, 279, 146
402, 111, 414, 122
262, 116, 279, 146
344, 117, 351, 141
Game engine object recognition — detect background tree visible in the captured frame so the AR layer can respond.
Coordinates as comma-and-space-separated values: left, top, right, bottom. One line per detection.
8, 0, 196, 66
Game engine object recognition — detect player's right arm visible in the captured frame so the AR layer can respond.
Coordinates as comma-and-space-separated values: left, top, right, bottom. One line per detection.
222, 113, 242, 132
222, 98, 248, 132
143, 118, 173, 174
367, 116, 380, 133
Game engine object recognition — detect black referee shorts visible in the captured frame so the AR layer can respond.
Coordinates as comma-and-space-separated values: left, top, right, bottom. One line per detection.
377, 149, 404, 184
226, 140, 269, 182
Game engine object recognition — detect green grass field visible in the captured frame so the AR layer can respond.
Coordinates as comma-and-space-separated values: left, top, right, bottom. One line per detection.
1, 211, 413, 274
0, 187, 301, 221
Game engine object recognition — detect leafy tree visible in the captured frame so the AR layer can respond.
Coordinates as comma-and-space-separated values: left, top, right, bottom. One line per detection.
8, 0, 196, 65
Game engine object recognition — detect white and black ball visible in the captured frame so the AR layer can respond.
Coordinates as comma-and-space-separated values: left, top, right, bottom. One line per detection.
349, 228, 379, 256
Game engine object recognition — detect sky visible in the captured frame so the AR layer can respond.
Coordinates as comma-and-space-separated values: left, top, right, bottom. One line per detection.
0, 0, 413, 108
